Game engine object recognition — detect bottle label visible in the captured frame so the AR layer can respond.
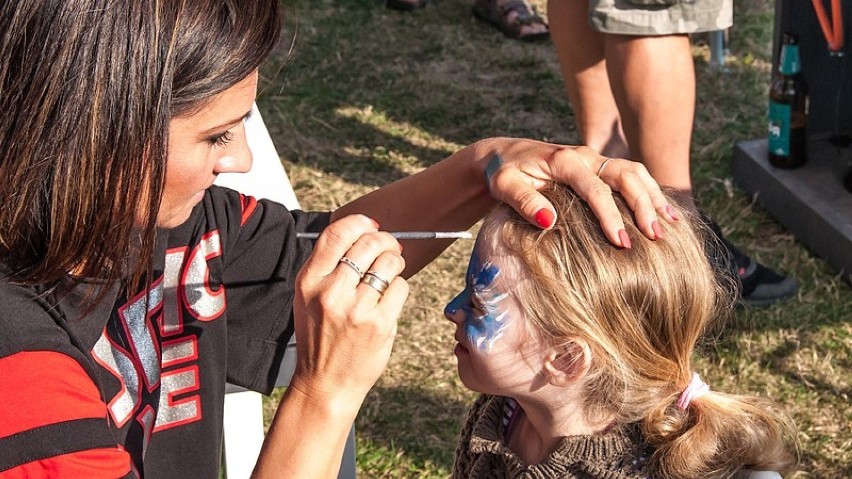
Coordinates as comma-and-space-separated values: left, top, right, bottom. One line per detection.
779, 44, 800, 75
768, 101, 791, 155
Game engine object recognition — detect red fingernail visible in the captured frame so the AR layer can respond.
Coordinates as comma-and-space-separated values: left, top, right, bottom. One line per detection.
666, 205, 680, 221
535, 208, 555, 229
652, 220, 664, 239
618, 229, 632, 249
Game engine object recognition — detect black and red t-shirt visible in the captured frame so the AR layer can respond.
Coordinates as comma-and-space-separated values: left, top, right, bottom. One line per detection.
0, 186, 330, 478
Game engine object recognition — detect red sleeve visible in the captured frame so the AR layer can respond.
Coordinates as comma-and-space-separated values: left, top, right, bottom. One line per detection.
239, 193, 258, 226
0, 351, 132, 478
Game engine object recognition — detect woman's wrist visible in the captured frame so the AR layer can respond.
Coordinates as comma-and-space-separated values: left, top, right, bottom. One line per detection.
283, 376, 365, 425
467, 137, 504, 196
257, 376, 362, 477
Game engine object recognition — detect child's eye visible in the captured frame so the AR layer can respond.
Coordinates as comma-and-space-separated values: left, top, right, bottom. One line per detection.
471, 293, 487, 312
208, 130, 235, 148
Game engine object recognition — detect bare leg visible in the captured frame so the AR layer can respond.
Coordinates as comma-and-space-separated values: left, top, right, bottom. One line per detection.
605, 34, 695, 195
549, 0, 797, 305
548, 0, 629, 159
549, 0, 693, 194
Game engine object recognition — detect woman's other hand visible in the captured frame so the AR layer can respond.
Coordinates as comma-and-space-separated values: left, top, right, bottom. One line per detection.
290, 214, 409, 409
474, 138, 677, 247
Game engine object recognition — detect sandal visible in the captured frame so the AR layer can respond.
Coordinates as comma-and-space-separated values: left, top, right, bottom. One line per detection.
386, 0, 429, 11
472, 0, 549, 42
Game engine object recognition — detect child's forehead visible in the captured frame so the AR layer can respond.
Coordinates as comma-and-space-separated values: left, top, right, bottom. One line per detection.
469, 229, 527, 285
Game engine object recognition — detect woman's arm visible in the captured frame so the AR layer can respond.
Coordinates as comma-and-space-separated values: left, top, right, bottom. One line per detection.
253, 385, 362, 479
253, 215, 407, 478
333, 138, 671, 277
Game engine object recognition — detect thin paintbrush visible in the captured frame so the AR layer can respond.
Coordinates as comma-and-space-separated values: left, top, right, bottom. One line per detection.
296, 231, 473, 240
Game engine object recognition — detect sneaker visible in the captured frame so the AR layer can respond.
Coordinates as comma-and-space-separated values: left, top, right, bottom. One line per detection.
729, 248, 799, 308
706, 217, 799, 308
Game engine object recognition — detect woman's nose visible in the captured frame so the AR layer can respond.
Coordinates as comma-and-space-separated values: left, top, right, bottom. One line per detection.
215, 126, 253, 174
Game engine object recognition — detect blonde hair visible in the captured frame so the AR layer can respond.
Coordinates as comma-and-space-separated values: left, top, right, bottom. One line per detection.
481, 184, 797, 478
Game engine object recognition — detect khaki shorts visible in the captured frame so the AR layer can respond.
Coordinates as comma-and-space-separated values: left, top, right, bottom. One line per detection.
588, 0, 732, 35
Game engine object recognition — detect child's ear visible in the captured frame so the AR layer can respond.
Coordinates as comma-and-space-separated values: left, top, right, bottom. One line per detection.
542, 338, 591, 387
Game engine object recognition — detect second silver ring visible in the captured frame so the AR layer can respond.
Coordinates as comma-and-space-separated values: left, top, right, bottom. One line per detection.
339, 256, 364, 277
596, 157, 613, 178
360, 271, 390, 294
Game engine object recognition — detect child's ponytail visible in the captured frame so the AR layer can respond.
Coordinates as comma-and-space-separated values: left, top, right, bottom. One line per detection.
642, 375, 797, 478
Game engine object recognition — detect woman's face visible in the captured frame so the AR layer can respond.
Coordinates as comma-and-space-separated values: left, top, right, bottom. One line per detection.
444, 222, 548, 395
158, 71, 258, 227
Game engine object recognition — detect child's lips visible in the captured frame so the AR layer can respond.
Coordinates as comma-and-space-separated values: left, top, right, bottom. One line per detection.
454, 333, 470, 354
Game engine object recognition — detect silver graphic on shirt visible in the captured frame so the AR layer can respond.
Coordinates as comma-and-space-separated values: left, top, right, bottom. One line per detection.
93, 332, 140, 426
184, 232, 225, 321
184, 232, 226, 320
138, 406, 156, 459
119, 284, 163, 389
155, 368, 200, 429
161, 248, 186, 336
162, 337, 196, 366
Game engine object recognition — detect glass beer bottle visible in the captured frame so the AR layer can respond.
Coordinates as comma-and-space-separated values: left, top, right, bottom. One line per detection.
768, 33, 808, 168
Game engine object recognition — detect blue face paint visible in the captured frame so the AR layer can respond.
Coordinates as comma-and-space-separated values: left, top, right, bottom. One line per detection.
483, 154, 503, 194
445, 241, 511, 354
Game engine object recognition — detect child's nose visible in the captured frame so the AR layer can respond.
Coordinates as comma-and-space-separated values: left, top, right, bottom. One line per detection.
443, 305, 458, 324
443, 294, 466, 325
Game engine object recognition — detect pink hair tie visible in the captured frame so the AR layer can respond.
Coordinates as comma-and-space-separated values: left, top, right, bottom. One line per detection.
677, 373, 710, 410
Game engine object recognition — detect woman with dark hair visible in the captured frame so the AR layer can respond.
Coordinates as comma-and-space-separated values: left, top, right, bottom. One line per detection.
0, 1, 673, 477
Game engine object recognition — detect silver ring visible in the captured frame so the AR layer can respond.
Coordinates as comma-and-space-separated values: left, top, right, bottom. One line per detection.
339, 256, 364, 277
596, 158, 613, 178
360, 271, 390, 294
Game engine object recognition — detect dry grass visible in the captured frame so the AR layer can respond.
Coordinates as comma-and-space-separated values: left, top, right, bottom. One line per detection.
258, 0, 852, 477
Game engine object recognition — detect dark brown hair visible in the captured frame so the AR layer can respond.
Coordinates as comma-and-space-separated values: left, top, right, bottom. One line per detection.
0, 1, 281, 292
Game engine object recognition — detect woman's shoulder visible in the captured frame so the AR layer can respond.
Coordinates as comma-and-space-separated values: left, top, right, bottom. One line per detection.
0, 278, 61, 356
182, 185, 330, 244
0, 276, 103, 360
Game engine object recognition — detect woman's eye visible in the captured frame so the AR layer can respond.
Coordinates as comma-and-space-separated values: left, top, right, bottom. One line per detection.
208, 130, 234, 148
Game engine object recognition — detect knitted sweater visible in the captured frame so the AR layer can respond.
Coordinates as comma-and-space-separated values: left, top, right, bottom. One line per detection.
453, 395, 652, 479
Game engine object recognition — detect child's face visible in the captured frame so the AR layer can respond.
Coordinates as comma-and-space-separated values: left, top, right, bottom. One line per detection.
444, 224, 548, 395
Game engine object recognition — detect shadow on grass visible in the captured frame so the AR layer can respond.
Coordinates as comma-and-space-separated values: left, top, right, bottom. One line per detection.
259, 94, 444, 186
762, 337, 852, 399
354, 384, 473, 475
257, 0, 571, 189
765, 338, 852, 477
705, 313, 852, 477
